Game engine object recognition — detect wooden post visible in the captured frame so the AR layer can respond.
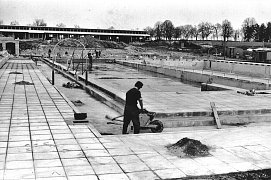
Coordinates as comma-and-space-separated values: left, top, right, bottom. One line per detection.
210, 102, 222, 129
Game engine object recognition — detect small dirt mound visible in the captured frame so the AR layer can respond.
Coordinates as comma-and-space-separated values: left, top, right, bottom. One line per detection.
9, 72, 23, 74
79, 36, 128, 49
62, 82, 81, 89
166, 137, 209, 157
14, 81, 34, 85
71, 100, 84, 106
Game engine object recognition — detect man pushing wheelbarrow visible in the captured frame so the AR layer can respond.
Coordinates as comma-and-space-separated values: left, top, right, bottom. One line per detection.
122, 81, 144, 134
106, 81, 163, 134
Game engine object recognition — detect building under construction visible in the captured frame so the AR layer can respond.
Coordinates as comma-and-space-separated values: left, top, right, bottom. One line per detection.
0, 25, 150, 43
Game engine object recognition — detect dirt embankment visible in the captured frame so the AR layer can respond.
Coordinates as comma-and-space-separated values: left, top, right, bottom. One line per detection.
19, 36, 203, 61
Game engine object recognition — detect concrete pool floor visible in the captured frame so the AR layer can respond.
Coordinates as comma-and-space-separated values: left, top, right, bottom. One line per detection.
1, 57, 271, 179
72, 61, 271, 127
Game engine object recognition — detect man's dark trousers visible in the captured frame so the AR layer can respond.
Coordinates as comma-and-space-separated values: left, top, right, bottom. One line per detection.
122, 106, 140, 134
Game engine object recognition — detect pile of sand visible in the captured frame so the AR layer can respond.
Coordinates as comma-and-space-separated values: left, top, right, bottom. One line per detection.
166, 137, 209, 157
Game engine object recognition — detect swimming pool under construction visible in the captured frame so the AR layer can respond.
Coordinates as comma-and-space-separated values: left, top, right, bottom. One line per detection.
41, 57, 271, 128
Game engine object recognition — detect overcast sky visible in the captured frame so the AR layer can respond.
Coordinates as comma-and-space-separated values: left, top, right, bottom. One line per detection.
0, 0, 270, 30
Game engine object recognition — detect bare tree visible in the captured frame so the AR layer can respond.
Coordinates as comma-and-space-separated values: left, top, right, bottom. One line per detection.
191, 25, 199, 40
154, 21, 163, 41
182, 25, 194, 40
56, 23, 66, 28
10, 20, 19, 26
144, 26, 155, 39
0, 20, 3, 25
212, 23, 222, 40
173, 26, 182, 40
108, 26, 114, 30
32, 19, 47, 26
161, 20, 174, 40
233, 29, 241, 41
221, 19, 234, 59
222, 19, 233, 41
242, 17, 257, 41
243, 17, 257, 27
74, 25, 80, 28
198, 22, 213, 40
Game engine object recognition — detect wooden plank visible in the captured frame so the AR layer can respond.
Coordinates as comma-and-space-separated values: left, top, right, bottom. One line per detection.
210, 102, 222, 129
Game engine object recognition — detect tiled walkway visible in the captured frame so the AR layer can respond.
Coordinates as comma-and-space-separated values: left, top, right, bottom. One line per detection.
0, 58, 271, 180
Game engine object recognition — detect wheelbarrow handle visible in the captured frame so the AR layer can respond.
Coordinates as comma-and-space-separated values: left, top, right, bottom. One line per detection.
105, 114, 124, 121
107, 121, 123, 125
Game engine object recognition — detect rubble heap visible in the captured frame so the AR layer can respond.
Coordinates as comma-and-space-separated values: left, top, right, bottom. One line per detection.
166, 137, 210, 157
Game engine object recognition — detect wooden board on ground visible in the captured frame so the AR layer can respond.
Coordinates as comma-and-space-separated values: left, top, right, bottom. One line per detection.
210, 102, 222, 129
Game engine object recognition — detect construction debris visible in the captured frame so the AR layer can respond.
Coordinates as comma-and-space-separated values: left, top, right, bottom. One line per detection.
166, 137, 210, 157
237, 89, 256, 96
71, 100, 84, 106
62, 82, 81, 88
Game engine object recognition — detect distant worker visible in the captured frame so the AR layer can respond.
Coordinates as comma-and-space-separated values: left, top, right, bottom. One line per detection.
48, 49, 52, 58
122, 81, 144, 134
87, 51, 93, 71
95, 49, 99, 58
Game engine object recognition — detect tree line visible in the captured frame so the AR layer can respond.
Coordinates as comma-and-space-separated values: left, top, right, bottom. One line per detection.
144, 17, 271, 42
1, 17, 271, 42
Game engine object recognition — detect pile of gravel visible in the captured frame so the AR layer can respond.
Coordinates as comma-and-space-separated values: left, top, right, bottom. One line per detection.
166, 137, 210, 157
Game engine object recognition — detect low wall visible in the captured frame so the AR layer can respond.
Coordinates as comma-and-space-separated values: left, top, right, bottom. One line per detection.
0, 56, 9, 68
144, 58, 204, 70
142, 57, 271, 79
117, 60, 270, 90
205, 60, 271, 78
189, 40, 271, 48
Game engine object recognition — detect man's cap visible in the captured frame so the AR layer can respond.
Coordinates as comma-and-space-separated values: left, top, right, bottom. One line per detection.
135, 81, 143, 88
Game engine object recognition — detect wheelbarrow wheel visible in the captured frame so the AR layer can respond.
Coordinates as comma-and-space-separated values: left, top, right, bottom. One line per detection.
150, 120, 164, 133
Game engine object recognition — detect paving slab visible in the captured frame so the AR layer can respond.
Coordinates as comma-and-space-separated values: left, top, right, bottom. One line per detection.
0, 57, 271, 179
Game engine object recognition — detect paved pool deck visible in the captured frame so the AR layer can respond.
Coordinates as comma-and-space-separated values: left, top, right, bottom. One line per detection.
1, 57, 271, 180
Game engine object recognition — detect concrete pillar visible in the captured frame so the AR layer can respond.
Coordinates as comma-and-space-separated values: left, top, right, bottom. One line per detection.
15, 41, 19, 56
2, 42, 6, 50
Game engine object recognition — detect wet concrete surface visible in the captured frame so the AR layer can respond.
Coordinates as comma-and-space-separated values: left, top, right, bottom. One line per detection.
89, 63, 201, 94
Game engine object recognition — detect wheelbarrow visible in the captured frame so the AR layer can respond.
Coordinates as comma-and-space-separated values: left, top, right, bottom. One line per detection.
105, 109, 164, 133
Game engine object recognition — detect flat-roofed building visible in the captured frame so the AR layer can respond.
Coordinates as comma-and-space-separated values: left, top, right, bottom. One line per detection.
0, 25, 150, 43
